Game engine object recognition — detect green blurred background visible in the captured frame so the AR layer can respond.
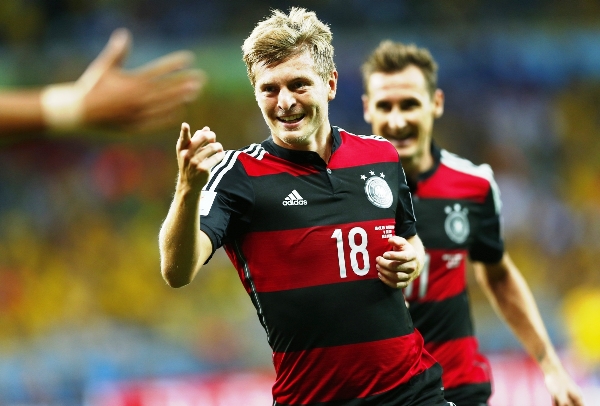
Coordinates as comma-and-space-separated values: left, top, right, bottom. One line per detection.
0, 0, 599, 404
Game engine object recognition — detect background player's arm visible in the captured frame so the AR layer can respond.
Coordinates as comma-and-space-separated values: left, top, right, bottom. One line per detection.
474, 253, 585, 406
159, 123, 224, 288
377, 234, 425, 289
0, 28, 203, 136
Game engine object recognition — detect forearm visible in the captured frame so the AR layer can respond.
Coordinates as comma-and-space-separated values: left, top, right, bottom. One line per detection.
406, 234, 426, 275
475, 255, 559, 371
159, 183, 206, 288
0, 90, 46, 134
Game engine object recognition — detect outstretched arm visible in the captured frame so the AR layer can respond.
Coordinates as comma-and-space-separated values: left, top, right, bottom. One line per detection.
159, 123, 224, 288
474, 253, 585, 406
0, 28, 204, 136
376, 234, 425, 289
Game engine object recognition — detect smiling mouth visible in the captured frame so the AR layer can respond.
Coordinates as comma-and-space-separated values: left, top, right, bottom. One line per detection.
277, 113, 305, 124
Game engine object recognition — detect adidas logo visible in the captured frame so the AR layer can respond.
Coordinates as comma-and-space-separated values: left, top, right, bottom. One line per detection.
282, 190, 307, 206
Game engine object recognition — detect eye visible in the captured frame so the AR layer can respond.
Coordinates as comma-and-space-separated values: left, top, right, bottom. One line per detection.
375, 101, 392, 112
291, 81, 306, 90
401, 99, 421, 110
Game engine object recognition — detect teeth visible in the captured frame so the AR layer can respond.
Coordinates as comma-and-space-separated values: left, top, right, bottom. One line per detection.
280, 114, 303, 122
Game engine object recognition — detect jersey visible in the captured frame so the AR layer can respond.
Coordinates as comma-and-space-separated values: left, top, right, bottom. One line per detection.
403, 144, 504, 404
199, 126, 444, 405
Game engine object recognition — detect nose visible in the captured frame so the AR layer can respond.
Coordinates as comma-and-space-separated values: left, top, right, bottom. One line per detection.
387, 109, 407, 131
278, 87, 296, 111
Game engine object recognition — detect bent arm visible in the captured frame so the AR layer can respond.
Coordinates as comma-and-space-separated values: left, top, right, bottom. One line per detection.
474, 253, 585, 406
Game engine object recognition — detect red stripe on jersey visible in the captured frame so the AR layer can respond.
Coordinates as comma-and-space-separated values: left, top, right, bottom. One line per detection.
417, 164, 490, 202
405, 248, 468, 303
425, 337, 492, 390
272, 332, 437, 404
238, 219, 396, 292
239, 153, 319, 177
329, 130, 399, 170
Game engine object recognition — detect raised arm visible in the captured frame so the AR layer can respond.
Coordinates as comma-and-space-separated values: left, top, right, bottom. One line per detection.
0, 28, 203, 136
159, 123, 224, 288
474, 253, 585, 406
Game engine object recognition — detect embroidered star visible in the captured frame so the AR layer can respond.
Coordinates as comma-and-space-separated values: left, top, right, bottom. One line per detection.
369, 170, 375, 176
360, 175, 367, 180
380, 173, 385, 178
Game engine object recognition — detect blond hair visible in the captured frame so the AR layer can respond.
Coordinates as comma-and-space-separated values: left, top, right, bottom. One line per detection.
361, 40, 438, 96
242, 7, 336, 86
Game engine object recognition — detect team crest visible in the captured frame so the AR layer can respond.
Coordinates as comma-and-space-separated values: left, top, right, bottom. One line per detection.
361, 170, 393, 208
444, 204, 470, 243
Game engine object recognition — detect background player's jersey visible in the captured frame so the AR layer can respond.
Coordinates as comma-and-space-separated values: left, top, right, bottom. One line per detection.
199, 127, 440, 405
404, 145, 504, 401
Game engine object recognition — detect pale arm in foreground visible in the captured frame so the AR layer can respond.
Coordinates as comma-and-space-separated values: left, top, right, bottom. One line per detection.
376, 234, 425, 289
0, 28, 204, 136
474, 253, 586, 406
159, 123, 225, 288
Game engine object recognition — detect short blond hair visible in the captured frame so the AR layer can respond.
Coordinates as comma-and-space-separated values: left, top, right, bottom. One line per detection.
242, 7, 336, 87
361, 40, 438, 96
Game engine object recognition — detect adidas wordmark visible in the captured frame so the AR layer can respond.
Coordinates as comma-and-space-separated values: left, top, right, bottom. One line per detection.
282, 190, 307, 206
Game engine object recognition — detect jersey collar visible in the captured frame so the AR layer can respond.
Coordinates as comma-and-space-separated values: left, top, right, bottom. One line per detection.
262, 126, 342, 166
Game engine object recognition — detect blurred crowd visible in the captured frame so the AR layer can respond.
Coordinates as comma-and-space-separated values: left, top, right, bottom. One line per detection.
1, 1, 600, 404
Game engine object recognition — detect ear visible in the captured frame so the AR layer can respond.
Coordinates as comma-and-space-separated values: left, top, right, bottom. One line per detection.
327, 70, 338, 101
361, 94, 372, 123
433, 89, 444, 118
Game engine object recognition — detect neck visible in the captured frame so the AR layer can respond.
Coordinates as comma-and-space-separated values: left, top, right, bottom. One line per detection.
401, 150, 434, 183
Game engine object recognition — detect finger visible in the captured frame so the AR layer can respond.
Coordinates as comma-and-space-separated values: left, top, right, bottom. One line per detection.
136, 71, 205, 106
388, 236, 408, 250
178, 122, 191, 151
191, 127, 216, 147
136, 50, 196, 78
79, 28, 132, 89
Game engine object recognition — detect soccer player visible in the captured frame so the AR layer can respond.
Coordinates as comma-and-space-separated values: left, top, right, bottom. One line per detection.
159, 8, 455, 406
0, 28, 203, 136
361, 40, 585, 406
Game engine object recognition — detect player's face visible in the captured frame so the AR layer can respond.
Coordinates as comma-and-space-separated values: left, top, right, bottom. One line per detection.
253, 51, 337, 150
363, 66, 444, 165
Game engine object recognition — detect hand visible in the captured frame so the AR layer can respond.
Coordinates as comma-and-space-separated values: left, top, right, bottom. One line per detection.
376, 236, 421, 289
176, 123, 225, 193
78, 28, 205, 132
544, 367, 586, 406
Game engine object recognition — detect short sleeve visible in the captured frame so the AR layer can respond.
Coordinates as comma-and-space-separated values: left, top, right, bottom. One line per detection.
395, 160, 417, 238
199, 151, 253, 259
469, 182, 504, 263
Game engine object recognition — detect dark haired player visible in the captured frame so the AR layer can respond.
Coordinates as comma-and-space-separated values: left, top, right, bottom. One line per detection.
361, 40, 585, 406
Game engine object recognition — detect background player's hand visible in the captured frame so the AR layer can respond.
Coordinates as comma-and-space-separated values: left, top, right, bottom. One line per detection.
176, 123, 224, 193
376, 236, 421, 289
543, 366, 586, 406
78, 28, 204, 132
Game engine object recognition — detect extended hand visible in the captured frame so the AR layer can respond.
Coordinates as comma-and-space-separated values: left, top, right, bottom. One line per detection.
376, 236, 421, 289
78, 28, 204, 132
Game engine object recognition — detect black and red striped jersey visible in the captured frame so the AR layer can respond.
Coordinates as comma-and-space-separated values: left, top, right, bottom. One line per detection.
404, 144, 504, 403
199, 127, 443, 405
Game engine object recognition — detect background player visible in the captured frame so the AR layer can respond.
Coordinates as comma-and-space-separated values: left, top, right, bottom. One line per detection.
0, 28, 203, 137
159, 8, 455, 406
361, 40, 585, 406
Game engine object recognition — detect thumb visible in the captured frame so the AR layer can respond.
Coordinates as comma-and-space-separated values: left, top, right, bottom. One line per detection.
77, 28, 132, 90
388, 236, 408, 251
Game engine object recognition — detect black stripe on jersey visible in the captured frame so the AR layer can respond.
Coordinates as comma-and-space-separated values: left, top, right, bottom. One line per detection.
274, 363, 446, 406
258, 279, 414, 353
444, 382, 492, 405
249, 163, 399, 232
408, 291, 474, 343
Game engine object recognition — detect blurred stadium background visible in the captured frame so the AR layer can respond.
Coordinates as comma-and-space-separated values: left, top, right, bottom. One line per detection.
1, 0, 599, 405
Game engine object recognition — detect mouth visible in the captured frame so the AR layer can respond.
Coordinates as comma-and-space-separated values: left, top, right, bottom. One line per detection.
277, 113, 305, 124
386, 131, 416, 145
